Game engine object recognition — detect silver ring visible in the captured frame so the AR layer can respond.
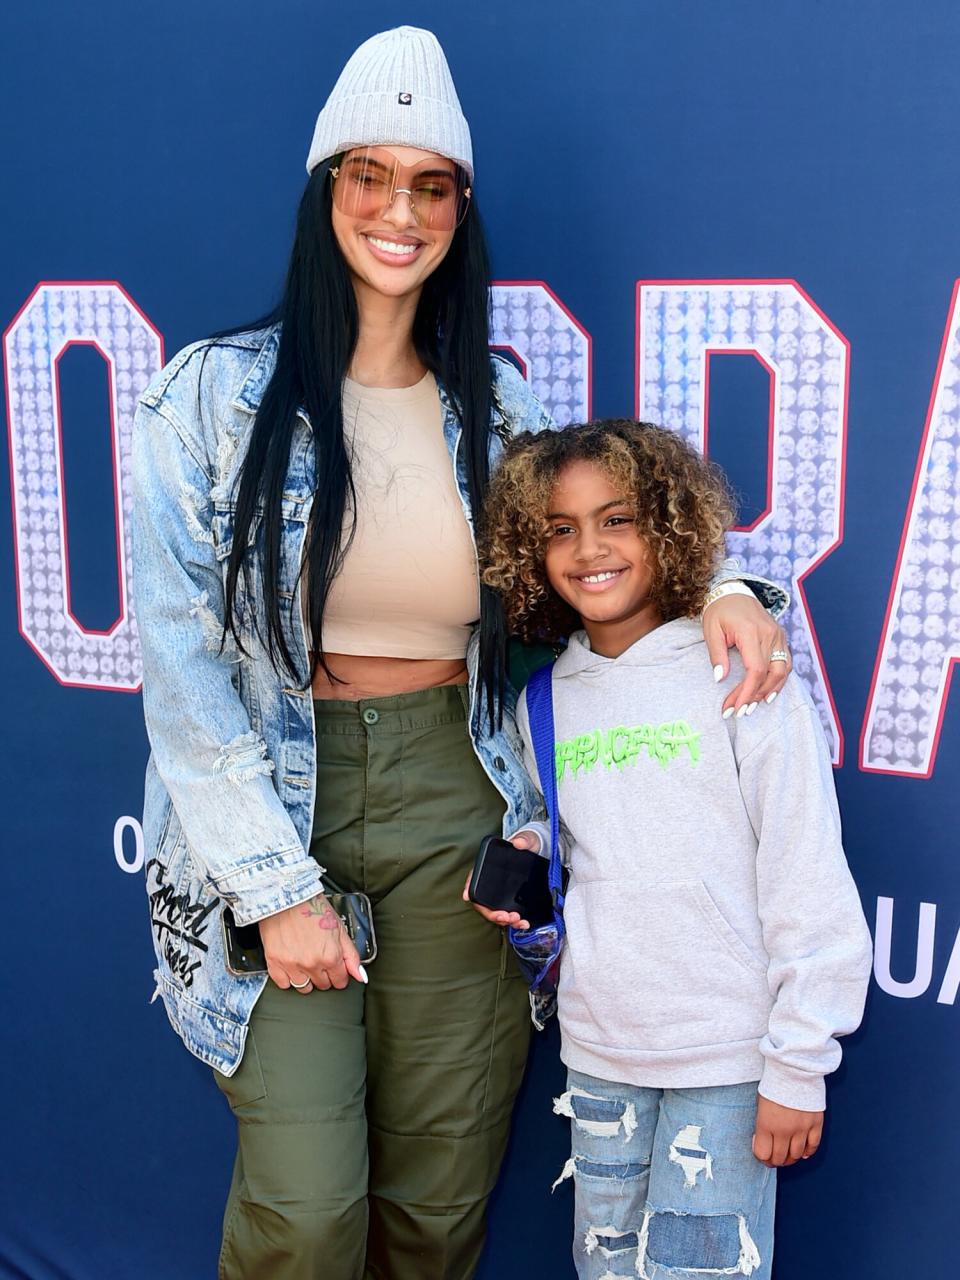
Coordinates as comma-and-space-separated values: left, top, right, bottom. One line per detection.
770, 649, 790, 664
289, 977, 312, 990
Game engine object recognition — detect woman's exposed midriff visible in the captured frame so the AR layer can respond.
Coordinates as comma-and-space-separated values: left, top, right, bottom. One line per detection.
310, 652, 469, 701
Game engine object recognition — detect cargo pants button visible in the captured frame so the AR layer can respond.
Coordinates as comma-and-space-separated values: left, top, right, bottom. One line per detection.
362, 708, 380, 726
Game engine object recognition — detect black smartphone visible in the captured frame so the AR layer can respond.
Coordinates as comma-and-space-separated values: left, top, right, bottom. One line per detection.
468, 836, 556, 929
221, 906, 268, 976
221, 895, 378, 977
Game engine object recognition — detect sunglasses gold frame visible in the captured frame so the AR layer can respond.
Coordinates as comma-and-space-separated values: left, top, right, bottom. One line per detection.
329, 152, 472, 230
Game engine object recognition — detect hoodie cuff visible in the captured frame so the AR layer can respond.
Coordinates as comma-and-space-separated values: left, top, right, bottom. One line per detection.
508, 821, 551, 859
758, 1059, 827, 1112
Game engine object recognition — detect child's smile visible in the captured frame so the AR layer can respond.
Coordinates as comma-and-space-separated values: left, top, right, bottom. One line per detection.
544, 459, 663, 656
569, 566, 629, 591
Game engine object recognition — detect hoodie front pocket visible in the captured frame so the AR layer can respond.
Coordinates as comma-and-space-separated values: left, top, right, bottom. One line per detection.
688, 881, 767, 978
560, 880, 770, 1053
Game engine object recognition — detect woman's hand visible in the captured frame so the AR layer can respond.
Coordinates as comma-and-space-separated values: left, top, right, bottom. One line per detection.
752, 1095, 823, 1167
703, 593, 792, 716
462, 830, 542, 930
259, 894, 367, 994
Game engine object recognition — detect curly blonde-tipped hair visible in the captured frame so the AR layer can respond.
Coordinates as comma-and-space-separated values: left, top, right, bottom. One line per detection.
479, 419, 736, 643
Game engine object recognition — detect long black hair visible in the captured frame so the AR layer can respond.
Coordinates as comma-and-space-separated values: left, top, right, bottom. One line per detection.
221, 159, 507, 729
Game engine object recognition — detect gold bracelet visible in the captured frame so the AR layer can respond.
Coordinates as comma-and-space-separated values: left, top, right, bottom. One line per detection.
702, 580, 756, 612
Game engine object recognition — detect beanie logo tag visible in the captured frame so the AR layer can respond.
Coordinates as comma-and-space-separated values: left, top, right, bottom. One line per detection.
398, 92, 412, 106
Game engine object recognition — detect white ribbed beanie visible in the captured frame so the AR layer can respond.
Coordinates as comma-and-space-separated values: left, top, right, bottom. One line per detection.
306, 27, 473, 180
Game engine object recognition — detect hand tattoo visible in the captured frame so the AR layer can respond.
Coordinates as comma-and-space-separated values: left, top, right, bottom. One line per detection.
301, 895, 340, 931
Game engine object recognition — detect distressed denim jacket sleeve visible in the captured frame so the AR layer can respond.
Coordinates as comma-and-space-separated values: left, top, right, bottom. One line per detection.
132, 392, 324, 927
713, 558, 789, 619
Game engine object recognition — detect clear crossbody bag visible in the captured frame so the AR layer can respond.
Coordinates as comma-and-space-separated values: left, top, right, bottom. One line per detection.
507, 661, 567, 1029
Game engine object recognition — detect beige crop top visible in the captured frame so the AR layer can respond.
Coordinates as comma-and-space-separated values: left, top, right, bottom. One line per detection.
319, 371, 481, 660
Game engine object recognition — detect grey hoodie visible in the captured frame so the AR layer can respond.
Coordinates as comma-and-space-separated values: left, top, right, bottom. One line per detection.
517, 617, 872, 1111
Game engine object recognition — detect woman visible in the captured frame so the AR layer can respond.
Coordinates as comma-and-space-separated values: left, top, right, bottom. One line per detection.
132, 26, 791, 1280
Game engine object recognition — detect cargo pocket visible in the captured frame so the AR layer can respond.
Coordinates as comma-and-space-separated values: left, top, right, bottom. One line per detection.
214, 1031, 268, 1112
481, 933, 532, 1117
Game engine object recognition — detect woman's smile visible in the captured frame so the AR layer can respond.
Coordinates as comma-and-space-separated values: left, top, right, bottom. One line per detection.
361, 231, 427, 264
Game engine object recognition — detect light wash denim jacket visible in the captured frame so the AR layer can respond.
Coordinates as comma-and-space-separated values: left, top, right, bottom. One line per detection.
132, 324, 788, 1076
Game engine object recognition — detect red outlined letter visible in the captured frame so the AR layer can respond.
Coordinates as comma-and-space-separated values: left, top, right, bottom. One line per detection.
637, 281, 849, 763
491, 282, 592, 423
861, 280, 960, 777
702, 348, 777, 533
4, 282, 163, 690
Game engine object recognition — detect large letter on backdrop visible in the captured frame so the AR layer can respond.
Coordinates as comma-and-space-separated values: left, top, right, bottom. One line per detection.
4, 282, 163, 690
490, 281, 591, 423
636, 281, 849, 763
861, 280, 960, 777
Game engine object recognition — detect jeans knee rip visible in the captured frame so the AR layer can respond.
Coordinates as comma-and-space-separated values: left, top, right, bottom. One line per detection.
668, 1124, 714, 1189
636, 1209, 761, 1278
551, 1154, 648, 1191
554, 1087, 638, 1140
584, 1225, 640, 1256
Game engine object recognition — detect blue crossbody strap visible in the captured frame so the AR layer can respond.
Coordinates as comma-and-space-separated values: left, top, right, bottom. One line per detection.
524, 662, 564, 913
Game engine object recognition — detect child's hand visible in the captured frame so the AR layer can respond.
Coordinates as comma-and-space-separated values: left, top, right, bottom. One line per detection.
461, 830, 542, 930
752, 1095, 823, 1167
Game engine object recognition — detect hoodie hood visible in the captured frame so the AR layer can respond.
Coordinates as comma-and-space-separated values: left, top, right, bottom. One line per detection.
555, 617, 705, 680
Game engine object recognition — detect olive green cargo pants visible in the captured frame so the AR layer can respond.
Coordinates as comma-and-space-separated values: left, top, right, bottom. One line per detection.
214, 686, 531, 1280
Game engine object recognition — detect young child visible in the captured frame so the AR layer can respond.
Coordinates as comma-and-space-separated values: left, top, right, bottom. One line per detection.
474, 420, 872, 1280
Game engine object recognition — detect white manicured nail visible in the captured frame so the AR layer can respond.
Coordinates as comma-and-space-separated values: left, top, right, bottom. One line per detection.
736, 705, 748, 718
713, 665, 724, 682
358, 966, 369, 984
766, 691, 778, 704
722, 706, 735, 720
746, 702, 758, 715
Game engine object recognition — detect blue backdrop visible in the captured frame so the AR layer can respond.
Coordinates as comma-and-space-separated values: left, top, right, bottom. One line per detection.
2, 2, 958, 1276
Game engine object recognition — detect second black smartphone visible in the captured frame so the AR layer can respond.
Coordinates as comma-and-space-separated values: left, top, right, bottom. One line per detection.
468, 836, 556, 928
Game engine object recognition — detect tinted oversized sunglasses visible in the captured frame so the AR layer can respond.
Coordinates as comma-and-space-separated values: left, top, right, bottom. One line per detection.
330, 148, 472, 231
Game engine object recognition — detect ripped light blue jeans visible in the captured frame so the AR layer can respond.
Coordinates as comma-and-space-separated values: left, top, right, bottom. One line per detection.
553, 1071, 776, 1279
